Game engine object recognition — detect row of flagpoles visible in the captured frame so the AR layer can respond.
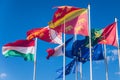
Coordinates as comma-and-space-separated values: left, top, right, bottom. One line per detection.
2, 4, 120, 80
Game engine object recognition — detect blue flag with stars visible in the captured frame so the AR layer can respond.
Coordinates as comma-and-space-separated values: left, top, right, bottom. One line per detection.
56, 38, 104, 79
72, 39, 104, 63
56, 59, 75, 79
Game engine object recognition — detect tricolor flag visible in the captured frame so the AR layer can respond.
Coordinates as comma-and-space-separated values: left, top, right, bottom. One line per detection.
2, 40, 35, 61
49, 6, 88, 36
27, 26, 62, 44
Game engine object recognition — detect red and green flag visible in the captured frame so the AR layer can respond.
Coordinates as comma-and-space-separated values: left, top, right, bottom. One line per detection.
92, 22, 117, 47
2, 40, 35, 61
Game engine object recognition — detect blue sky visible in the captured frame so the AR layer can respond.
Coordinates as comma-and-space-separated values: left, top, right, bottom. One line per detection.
0, 0, 120, 80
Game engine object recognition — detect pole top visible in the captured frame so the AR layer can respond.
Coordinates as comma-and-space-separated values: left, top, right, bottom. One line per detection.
115, 17, 117, 22
88, 4, 90, 9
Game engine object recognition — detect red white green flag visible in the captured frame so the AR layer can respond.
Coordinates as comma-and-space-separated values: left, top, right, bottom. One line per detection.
2, 40, 35, 61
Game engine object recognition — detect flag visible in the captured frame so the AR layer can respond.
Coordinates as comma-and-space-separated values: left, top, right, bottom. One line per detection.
2, 40, 35, 61
46, 36, 104, 62
72, 39, 104, 63
46, 44, 63, 59
91, 22, 117, 46
56, 59, 75, 79
27, 26, 62, 44
56, 43, 104, 79
49, 6, 88, 36
46, 37, 73, 59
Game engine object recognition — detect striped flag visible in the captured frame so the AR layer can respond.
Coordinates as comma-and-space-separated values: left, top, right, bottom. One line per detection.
2, 40, 35, 61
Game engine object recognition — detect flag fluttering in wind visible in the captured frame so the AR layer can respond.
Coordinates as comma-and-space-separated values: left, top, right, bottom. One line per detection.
56, 59, 76, 79
49, 6, 88, 36
72, 39, 104, 63
27, 26, 62, 44
2, 40, 35, 61
91, 22, 117, 47
46, 37, 73, 59
46, 37, 104, 62
56, 42, 104, 79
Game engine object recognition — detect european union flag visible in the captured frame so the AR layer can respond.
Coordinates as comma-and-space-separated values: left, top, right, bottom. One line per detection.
56, 59, 75, 79
56, 38, 104, 79
72, 39, 104, 63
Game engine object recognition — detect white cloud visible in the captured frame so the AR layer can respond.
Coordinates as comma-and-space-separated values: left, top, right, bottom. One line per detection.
115, 72, 120, 75
0, 73, 7, 79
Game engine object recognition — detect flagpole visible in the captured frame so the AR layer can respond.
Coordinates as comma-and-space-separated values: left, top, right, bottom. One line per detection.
115, 18, 120, 71
88, 4, 93, 80
74, 32, 78, 80
103, 44, 109, 80
33, 38, 37, 80
74, 56, 78, 80
79, 48, 82, 80
63, 20, 66, 80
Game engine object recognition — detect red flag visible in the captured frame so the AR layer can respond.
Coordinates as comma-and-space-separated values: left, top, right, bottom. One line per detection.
49, 6, 88, 36
27, 26, 62, 44
98, 22, 117, 46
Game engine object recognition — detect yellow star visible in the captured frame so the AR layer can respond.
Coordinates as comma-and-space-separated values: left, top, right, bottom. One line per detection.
82, 58, 84, 60
94, 32, 101, 38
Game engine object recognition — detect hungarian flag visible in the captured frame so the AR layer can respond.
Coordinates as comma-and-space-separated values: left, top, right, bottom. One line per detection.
2, 40, 35, 61
92, 22, 117, 47
26, 26, 62, 44
49, 6, 88, 36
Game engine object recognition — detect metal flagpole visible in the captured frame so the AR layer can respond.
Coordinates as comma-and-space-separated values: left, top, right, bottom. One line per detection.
75, 56, 78, 80
88, 4, 93, 80
63, 20, 66, 80
115, 18, 120, 71
74, 34, 78, 80
33, 38, 38, 80
103, 44, 109, 80
79, 48, 82, 80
